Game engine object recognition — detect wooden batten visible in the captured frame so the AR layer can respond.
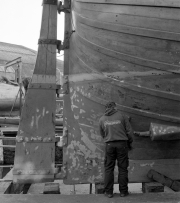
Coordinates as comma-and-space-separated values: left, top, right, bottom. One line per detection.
142, 182, 164, 193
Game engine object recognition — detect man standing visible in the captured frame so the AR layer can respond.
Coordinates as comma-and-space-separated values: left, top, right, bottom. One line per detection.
99, 101, 133, 198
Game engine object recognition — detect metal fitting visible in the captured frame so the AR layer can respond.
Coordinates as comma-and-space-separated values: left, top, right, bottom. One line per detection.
43, 0, 57, 5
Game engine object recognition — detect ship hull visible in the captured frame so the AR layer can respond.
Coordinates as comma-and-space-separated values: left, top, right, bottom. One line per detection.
0, 83, 21, 116
63, 0, 180, 184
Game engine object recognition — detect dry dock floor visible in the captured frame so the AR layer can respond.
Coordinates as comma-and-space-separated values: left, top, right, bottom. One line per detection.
1, 193, 180, 203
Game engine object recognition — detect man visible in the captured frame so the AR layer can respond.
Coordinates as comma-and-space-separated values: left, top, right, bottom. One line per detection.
99, 101, 133, 198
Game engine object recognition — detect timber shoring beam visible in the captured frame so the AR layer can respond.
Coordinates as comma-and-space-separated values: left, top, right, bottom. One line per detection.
0, 117, 63, 126
13, 0, 58, 183
147, 169, 180, 192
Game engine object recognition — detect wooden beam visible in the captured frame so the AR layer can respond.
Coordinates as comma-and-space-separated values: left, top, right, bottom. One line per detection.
5, 57, 21, 69
0, 117, 63, 126
13, 0, 58, 183
43, 182, 60, 194
142, 182, 164, 193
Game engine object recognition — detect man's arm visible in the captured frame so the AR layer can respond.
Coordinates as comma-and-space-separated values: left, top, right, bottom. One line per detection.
124, 115, 133, 144
99, 119, 105, 138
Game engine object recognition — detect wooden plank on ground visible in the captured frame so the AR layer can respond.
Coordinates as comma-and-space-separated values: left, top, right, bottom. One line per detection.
0, 182, 12, 194
27, 183, 45, 194
0, 168, 13, 194
2, 169, 13, 181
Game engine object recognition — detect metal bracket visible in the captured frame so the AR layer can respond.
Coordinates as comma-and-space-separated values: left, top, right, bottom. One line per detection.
38, 39, 64, 53
58, 1, 70, 14
61, 40, 69, 50
29, 83, 57, 90
43, 0, 57, 5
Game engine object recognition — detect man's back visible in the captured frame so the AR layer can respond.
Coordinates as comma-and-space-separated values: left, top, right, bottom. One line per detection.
99, 111, 133, 143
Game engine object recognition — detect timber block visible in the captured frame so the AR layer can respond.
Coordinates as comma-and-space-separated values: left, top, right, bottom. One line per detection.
43, 183, 60, 194
27, 183, 44, 194
142, 182, 164, 193
95, 183, 104, 194
10, 183, 31, 194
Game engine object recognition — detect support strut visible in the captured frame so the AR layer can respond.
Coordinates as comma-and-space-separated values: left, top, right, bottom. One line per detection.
13, 0, 58, 183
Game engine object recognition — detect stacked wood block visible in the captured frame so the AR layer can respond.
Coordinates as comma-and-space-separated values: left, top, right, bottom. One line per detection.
142, 182, 164, 193
95, 183, 104, 194
43, 183, 60, 194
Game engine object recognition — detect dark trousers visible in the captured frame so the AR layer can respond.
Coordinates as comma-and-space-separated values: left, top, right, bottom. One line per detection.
104, 141, 129, 194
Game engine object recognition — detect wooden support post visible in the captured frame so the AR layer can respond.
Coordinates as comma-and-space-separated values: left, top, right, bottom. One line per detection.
95, 183, 104, 194
13, 0, 58, 183
61, 0, 71, 185
89, 183, 92, 194
142, 182, 164, 193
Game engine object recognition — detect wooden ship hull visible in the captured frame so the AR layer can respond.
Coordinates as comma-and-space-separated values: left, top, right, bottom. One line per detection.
62, 0, 180, 184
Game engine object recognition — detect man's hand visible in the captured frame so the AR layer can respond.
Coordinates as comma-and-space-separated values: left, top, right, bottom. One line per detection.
127, 142, 133, 151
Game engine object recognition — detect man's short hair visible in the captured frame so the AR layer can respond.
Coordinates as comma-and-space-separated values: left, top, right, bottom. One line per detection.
105, 101, 116, 110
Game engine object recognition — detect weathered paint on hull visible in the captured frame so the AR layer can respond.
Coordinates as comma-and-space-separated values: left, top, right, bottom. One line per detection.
63, 0, 180, 184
